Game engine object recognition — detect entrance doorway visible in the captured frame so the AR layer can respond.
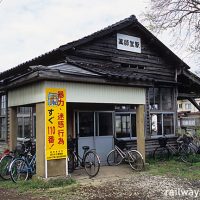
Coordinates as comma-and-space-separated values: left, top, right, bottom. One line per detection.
76, 111, 113, 164
75, 111, 137, 164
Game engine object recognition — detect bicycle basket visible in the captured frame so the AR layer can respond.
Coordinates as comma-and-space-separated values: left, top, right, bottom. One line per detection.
15, 143, 26, 155
114, 138, 127, 150
158, 137, 167, 147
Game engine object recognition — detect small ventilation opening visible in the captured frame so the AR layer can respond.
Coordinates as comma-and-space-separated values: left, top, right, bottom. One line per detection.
121, 63, 146, 69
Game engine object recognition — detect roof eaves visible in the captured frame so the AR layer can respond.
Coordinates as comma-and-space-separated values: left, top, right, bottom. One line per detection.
0, 48, 60, 80
182, 69, 200, 85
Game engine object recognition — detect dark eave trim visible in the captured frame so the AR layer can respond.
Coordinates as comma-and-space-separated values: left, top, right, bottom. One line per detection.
182, 69, 200, 86
1, 69, 154, 91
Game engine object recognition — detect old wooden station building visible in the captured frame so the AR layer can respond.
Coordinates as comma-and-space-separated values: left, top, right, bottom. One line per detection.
0, 15, 200, 177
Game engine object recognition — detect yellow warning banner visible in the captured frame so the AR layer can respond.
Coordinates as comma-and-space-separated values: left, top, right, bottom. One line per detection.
45, 88, 67, 160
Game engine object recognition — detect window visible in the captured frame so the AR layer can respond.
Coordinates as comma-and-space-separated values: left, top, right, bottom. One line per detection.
0, 95, 7, 140
97, 113, 113, 136
149, 87, 175, 137
17, 116, 31, 138
149, 87, 174, 110
185, 103, 191, 110
76, 111, 136, 138
163, 114, 174, 135
78, 112, 113, 137
149, 88, 160, 110
179, 104, 182, 109
0, 118, 6, 140
17, 117, 23, 138
161, 88, 173, 110
115, 113, 136, 138
150, 113, 174, 136
17, 106, 35, 139
79, 112, 94, 137
115, 114, 130, 138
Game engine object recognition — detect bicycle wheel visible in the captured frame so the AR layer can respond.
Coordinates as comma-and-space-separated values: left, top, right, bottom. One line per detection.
179, 144, 195, 163
107, 149, 123, 166
128, 150, 144, 171
68, 152, 76, 173
0, 155, 13, 180
153, 147, 170, 161
84, 151, 100, 177
9, 158, 29, 183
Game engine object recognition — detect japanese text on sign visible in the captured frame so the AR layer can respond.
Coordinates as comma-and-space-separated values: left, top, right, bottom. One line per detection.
45, 88, 67, 160
117, 33, 141, 53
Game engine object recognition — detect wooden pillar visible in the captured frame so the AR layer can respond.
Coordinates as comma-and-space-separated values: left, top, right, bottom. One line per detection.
136, 104, 145, 162
36, 102, 67, 178
36, 103, 46, 177
7, 107, 17, 151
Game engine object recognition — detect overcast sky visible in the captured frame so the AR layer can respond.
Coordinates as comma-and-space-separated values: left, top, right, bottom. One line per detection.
0, 0, 198, 73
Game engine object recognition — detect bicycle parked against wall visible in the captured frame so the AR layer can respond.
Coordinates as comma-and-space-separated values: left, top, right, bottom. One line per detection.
0, 149, 14, 180
0, 137, 35, 181
153, 136, 197, 163
9, 150, 36, 183
107, 138, 144, 171
68, 142, 100, 178
177, 134, 200, 163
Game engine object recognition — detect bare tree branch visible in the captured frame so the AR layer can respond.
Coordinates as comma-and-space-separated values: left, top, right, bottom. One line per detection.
144, 0, 200, 65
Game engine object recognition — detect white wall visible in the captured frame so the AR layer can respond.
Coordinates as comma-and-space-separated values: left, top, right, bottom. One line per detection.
8, 81, 146, 106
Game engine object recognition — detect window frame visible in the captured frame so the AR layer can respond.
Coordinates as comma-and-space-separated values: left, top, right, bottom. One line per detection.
0, 95, 7, 141
77, 111, 95, 137
114, 112, 137, 139
149, 87, 175, 111
17, 106, 36, 140
150, 112, 175, 138
178, 103, 182, 109
96, 111, 114, 137
149, 87, 176, 138
185, 103, 192, 110
75, 110, 137, 139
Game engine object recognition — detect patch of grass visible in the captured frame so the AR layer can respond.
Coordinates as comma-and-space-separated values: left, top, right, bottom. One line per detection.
148, 158, 200, 180
0, 177, 76, 192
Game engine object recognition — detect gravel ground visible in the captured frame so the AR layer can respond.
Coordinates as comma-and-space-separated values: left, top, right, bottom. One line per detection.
1, 165, 200, 200
61, 173, 200, 200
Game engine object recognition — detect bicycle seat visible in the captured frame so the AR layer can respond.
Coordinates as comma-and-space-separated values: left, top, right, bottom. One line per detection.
82, 146, 90, 151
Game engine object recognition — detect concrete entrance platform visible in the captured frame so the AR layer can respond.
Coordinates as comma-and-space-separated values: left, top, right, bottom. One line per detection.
70, 164, 134, 183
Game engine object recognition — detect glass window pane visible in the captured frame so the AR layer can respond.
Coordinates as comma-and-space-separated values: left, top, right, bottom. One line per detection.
0, 95, 6, 116
24, 117, 31, 138
163, 114, 174, 135
154, 88, 160, 110
17, 117, 23, 138
98, 113, 113, 136
151, 114, 162, 136
161, 88, 173, 110
131, 114, 136, 137
115, 114, 130, 138
0, 118, 6, 139
79, 112, 94, 137
149, 88, 160, 110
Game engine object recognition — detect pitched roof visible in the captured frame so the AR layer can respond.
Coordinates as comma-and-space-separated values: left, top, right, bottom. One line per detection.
0, 15, 190, 80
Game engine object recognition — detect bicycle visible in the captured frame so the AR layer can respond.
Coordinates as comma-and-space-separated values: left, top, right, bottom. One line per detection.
68, 144, 100, 178
0, 137, 35, 181
153, 136, 194, 163
107, 138, 144, 171
178, 134, 200, 163
9, 151, 36, 183
0, 150, 14, 180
